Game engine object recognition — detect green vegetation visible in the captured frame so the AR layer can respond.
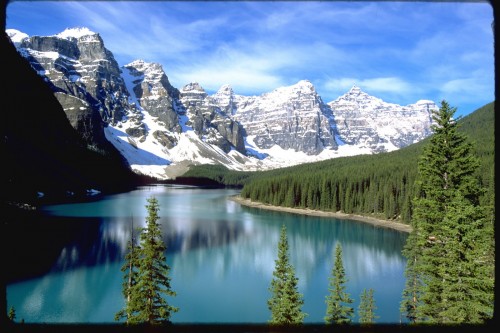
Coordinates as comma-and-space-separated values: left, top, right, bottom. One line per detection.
8, 306, 16, 322
238, 102, 494, 224
179, 103, 493, 225
324, 243, 354, 324
115, 217, 140, 323
400, 101, 494, 323
178, 164, 256, 186
268, 225, 307, 324
115, 197, 178, 324
358, 288, 378, 324
173, 101, 494, 325
115, 101, 493, 325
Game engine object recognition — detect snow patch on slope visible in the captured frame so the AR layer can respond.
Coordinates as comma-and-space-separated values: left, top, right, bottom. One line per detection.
55, 27, 97, 39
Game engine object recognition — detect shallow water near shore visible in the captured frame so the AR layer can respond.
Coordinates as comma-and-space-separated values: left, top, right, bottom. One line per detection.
7, 185, 408, 323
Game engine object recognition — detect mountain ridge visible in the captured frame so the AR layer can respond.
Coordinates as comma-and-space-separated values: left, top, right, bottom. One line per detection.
7, 27, 439, 179
2, 26, 144, 205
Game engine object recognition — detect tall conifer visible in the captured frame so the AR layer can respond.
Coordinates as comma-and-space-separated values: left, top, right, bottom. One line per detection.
8, 306, 16, 322
116, 197, 178, 324
115, 217, 140, 323
268, 225, 307, 324
325, 243, 354, 324
358, 288, 378, 324
400, 101, 494, 323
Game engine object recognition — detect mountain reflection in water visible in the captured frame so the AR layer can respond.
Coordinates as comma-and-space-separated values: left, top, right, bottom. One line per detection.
7, 186, 407, 323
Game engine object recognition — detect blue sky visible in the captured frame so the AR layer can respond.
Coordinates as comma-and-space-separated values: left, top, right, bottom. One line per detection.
6, 0, 494, 117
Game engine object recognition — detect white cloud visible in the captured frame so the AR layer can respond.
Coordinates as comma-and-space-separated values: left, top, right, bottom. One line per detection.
361, 78, 413, 94
6, 0, 494, 115
323, 78, 359, 93
440, 73, 494, 104
170, 42, 301, 93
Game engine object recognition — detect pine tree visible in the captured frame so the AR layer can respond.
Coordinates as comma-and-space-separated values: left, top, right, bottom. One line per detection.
116, 197, 178, 324
358, 288, 378, 324
399, 225, 422, 323
325, 243, 354, 324
268, 224, 307, 324
400, 101, 494, 323
8, 306, 16, 322
115, 217, 140, 323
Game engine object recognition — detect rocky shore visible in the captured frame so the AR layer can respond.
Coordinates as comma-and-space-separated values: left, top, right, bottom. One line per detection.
230, 195, 412, 233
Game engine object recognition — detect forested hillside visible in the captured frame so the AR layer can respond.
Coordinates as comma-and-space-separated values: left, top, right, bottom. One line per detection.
182, 102, 494, 224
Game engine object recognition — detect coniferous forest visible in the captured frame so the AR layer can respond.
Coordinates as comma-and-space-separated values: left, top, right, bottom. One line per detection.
5, 102, 494, 329
181, 101, 496, 325
182, 102, 494, 225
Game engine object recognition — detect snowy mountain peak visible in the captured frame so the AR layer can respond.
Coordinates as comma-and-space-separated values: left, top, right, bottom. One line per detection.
332, 85, 381, 105
285, 79, 316, 93
7, 27, 438, 179
125, 59, 164, 76
6, 29, 29, 44
265, 80, 319, 103
181, 82, 206, 93
55, 27, 97, 40
348, 84, 362, 94
212, 84, 235, 102
296, 79, 314, 88
180, 82, 208, 106
126, 59, 148, 68
216, 84, 234, 95
328, 86, 437, 152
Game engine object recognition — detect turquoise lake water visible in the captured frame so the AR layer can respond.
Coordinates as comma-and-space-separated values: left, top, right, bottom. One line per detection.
7, 185, 408, 323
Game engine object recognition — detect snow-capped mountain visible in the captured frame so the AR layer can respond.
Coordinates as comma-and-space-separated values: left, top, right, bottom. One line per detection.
215, 80, 338, 155
7, 27, 129, 150
328, 85, 435, 152
7, 27, 438, 179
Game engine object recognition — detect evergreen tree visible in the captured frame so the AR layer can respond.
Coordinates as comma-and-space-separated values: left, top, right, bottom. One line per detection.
400, 226, 422, 323
325, 243, 354, 324
8, 306, 16, 322
116, 197, 178, 324
268, 224, 307, 324
358, 288, 378, 324
115, 217, 140, 323
400, 101, 494, 323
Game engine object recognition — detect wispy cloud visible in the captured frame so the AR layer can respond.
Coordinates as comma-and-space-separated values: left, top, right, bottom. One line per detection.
6, 0, 494, 115
323, 77, 417, 103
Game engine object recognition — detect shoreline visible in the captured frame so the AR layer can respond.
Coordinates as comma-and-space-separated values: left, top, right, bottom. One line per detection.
230, 195, 412, 233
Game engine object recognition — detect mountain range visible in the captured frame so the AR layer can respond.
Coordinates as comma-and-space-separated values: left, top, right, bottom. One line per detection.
6, 27, 438, 180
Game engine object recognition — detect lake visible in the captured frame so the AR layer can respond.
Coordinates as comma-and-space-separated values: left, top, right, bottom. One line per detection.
6, 185, 408, 324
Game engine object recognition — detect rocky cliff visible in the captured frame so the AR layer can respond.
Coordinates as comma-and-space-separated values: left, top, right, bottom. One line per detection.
329, 85, 435, 152
7, 27, 438, 179
8, 28, 129, 150
2, 28, 140, 203
213, 80, 338, 155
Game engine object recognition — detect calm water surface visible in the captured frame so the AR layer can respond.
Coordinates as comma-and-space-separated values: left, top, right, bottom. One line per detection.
7, 185, 408, 323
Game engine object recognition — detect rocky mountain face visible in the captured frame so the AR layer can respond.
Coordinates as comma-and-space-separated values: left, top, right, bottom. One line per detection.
9, 28, 129, 150
214, 80, 337, 155
7, 27, 438, 179
122, 59, 181, 147
2, 28, 140, 203
178, 82, 246, 154
329, 85, 435, 152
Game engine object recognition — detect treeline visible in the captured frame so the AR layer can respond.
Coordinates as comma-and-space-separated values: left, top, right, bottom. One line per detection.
240, 102, 495, 224
176, 164, 256, 187
241, 150, 419, 222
